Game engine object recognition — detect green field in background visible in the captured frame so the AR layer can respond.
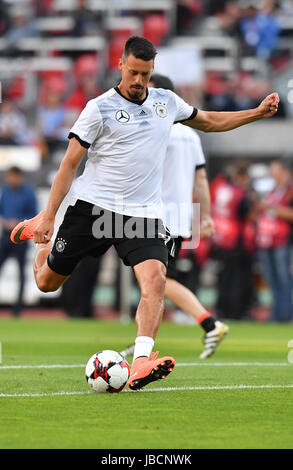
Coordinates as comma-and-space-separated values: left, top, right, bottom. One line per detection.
0, 319, 293, 449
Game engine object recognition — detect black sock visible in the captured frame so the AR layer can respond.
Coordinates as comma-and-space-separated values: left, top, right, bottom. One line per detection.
200, 316, 216, 333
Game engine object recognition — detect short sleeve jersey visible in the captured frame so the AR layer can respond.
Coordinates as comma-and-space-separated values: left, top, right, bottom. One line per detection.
162, 123, 206, 237
69, 87, 197, 218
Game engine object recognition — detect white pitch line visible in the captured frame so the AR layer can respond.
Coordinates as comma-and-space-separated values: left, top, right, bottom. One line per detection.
1, 384, 293, 398
0, 362, 291, 370
0, 364, 85, 370
177, 362, 292, 367
0, 391, 92, 398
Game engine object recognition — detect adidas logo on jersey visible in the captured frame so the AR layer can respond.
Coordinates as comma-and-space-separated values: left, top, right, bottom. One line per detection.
139, 110, 147, 116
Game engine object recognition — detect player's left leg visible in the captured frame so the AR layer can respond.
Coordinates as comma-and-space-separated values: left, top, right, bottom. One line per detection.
10, 211, 68, 292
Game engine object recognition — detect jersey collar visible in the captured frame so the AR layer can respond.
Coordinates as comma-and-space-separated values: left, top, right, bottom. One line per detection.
114, 86, 149, 106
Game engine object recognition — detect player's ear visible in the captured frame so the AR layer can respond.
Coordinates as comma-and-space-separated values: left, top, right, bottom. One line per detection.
118, 58, 123, 71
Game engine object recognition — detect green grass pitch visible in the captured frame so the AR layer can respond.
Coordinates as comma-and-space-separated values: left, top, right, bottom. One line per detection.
0, 318, 293, 449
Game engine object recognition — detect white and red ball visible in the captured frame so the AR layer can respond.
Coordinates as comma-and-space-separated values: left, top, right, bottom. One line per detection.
85, 350, 130, 393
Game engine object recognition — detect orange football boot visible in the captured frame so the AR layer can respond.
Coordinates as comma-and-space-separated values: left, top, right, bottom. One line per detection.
128, 351, 175, 391
10, 210, 46, 244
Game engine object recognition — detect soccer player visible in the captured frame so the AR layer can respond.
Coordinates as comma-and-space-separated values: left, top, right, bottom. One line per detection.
153, 74, 229, 357
10, 36, 279, 390
121, 73, 228, 361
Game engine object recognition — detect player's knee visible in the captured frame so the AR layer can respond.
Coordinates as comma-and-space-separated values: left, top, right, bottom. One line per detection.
37, 276, 61, 293
140, 266, 166, 298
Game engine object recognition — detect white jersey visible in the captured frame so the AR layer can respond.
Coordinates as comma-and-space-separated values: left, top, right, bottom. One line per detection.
69, 87, 196, 218
162, 123, 206, 237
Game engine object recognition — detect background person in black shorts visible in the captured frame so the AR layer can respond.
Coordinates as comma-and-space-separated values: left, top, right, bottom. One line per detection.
11, 36, 279, 390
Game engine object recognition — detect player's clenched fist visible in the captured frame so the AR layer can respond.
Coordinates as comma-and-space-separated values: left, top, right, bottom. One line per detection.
258, 93, 280, 118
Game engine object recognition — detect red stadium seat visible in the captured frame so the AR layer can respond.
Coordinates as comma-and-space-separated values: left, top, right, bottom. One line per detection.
143, 14, 170, 46
7, 75, 25, 101
108, 33, 130, 70
74, 54, 100, 80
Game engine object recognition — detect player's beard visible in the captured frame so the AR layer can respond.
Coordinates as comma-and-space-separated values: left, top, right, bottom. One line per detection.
128, 86, 145, 100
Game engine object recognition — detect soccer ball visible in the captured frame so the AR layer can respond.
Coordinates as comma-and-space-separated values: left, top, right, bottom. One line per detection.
85, 350, 130, 393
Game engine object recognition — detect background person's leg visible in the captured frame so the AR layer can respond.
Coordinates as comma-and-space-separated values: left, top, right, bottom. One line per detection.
258, 248, 279, 322
273, 244, 292, 323
165, 277, 207, 319
14, 244, 27, 316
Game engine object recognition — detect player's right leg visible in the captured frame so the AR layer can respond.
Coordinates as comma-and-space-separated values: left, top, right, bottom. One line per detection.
10, 200, 111, 293
33, 242, 68, 292
10, 210, 68, 292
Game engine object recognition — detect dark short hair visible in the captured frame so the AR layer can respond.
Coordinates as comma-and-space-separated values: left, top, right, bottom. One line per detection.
7, 166, 23, 175
233, 160, 250, 177
150, 73, 175, 92
123, 36, 157, 62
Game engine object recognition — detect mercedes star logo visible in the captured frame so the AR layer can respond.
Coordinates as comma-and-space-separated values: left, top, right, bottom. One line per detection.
115, 110, 130, 123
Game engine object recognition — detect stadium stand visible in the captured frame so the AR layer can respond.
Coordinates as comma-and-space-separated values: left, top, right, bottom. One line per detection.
0, 0, 293, 317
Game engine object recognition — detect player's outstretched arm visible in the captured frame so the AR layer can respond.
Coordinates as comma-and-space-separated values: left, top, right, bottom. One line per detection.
33, 138, 87, 244
183, 93, 279, 133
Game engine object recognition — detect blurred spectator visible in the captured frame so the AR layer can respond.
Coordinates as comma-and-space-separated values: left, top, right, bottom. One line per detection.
211, 161, 256, 319
0, 100, 32, 146
176, 237, 211, 298
32, 0, 55, 17
206, 0, 230, 15
0, 0, 9, 35
3, 3, 39, 56
239, 0, 280, 60
176, 0, 203, 35
71, 0, 102, 37
256, 158, 293, 322
37, 86, 68, 158
204, 72, 237, 111
232, 72, 270, 110
217, 2, 241, 37
205, 71, 286, 116
0, 166, 38, 316
65, 55, 101, 113
279, 0, 293, 15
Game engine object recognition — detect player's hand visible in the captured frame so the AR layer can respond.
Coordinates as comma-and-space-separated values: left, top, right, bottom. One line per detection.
258, 93, 279, 119
33, 216, 54, 244
200, 215, 215, 238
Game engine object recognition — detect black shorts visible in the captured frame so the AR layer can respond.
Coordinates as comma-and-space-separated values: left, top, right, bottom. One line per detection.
47, 200, 171, 276
166, 236, 184, 280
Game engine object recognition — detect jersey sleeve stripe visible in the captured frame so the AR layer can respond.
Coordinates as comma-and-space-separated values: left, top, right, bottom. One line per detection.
195, 163, 206, 171
68, 132, 91, 149
174, 107, 198, 124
